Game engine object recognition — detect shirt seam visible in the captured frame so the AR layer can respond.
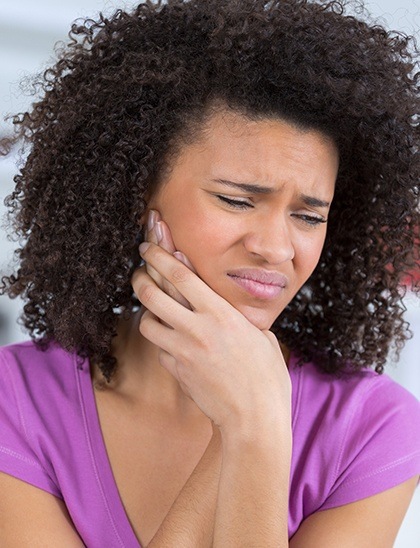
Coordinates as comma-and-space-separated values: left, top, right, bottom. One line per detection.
333, 374, 378, 482
335, 451, 420, 488
291, 354, 303, 431
0, 352, 31, 441
75, 355, 127, 548
0, 445, 45, 470
0, 349, 59, 486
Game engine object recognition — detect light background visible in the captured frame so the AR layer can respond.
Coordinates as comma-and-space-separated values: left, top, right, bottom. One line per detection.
0, 1, 419, 545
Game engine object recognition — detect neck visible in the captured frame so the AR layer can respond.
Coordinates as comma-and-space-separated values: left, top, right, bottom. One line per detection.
92, 309, 207, 421
92, 309, 291, 421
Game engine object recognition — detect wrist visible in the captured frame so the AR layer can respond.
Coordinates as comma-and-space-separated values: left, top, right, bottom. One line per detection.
219, 409, 292, 451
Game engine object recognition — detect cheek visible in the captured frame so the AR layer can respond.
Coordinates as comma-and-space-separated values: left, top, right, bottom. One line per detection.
158, 195, 236, 259
152, 193, 196, 241
294, 232, 326, 276
178, 216, 230, 264
158, 198, 217, 260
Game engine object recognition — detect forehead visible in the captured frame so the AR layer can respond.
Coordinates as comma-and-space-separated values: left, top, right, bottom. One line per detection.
200, 109, 335, 158
169, 109, 339, 195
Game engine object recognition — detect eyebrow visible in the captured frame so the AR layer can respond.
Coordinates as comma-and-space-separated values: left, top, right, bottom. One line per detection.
212, 178, 273, 195
300, 195, 331, 208
211, 178, 331, 208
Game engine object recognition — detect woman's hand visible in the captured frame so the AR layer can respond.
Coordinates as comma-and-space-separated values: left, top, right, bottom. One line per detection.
143, 209, 194, 310
133, 220, 292, 548
131, 240, 291, 436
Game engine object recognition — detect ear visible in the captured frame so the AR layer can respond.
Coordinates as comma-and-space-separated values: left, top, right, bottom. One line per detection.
139, 209, 149, 227
138, 185, 156, 228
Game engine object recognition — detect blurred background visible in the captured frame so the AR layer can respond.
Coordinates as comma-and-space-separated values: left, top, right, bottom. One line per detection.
0, 0, 419, 545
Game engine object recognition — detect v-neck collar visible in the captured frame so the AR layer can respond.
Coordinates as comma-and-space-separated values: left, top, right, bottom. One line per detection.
76, 354, 141, 547
75, 351, 300, 547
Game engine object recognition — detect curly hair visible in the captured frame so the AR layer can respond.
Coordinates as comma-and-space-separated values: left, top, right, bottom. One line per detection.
1, 0, 419, 380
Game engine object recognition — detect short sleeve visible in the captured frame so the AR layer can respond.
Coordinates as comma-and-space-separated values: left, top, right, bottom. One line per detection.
0, 349, 61, 497
319, 375, 420, 510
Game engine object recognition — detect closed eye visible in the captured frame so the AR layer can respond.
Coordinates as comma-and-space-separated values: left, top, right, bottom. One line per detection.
291, 214, 327, 226
216, 195, 253, 210
217, 195, 327, 226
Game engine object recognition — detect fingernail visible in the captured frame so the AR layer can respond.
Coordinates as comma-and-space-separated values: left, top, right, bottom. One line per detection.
148, 210, 157, 231
173, 251, 187, 264
155, 221, 163, 243
174, 251, 194, 271
139, 242, 151, 255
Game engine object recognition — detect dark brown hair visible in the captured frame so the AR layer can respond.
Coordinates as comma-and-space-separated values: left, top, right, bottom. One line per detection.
1, 0, 419, 380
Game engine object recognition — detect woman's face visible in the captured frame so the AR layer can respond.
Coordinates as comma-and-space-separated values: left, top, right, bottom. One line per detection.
147, 110, 338, 330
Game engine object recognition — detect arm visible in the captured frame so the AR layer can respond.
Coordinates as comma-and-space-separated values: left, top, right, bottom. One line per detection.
148, 406, 292, 548
150, 419, 417, 548
147, 424, 222, 548
147, 415, 417, 548
213, 417, 291, 548
290, 475, 419, 548
0, 472, 84, 547
1, 453, 416, 548
141, 212, 221, 547
143, 215, 292, 546
135, 241, 420, 547
135, 238, 294, 546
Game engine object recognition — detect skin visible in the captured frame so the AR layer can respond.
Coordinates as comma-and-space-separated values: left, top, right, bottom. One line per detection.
133, 110, 338, 418
110, 110, 337, 417
132, 111, 338, 545
147, 110, 337, 332
0, 109, 418, 546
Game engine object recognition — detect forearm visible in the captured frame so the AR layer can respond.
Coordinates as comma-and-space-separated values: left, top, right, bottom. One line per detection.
147, 424, 222, 548
213, 417, 292, 548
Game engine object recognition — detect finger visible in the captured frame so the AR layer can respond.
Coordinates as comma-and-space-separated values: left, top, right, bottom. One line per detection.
145, 213, 190, 311
146, 214, 193, 309
145, 210, 162, 285
132, 266, 193, 328
139, 307, 185, 360
158, 348, 180, 382
158, 348, 194, 400
139, 311, 193, 398
139, 241, 231, 314
160, 279, 191, 308
157, 221, 191, 308
157, 220, 176, 254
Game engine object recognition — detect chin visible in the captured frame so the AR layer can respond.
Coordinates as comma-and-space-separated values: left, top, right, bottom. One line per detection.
238, 305, 280, 331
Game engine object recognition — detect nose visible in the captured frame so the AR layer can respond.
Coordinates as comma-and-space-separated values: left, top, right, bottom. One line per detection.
243, 213, 295, 265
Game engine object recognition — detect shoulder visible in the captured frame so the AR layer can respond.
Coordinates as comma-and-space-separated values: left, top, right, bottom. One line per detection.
0, 340, 85, 497
0, 340, 80, 410
290, 356, 420, 438
290, 355, 420, 467
0, 340, 85, 447
290, 355, 420, 423
288, 354, 420, 532
0, 339, 79, 382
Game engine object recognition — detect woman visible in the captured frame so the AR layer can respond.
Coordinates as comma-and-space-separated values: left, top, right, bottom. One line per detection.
0, 0, 419, 545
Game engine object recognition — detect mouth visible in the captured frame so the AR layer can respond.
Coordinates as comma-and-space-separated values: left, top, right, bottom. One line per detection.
227, 269, 287, 300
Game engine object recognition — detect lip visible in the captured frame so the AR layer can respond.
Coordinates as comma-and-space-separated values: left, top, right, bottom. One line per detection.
227, 268, 287, 300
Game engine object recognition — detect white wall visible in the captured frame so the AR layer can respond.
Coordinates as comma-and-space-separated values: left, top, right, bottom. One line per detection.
1, 1, 419, 545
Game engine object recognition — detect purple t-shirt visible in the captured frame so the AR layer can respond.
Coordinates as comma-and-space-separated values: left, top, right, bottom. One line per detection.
0, 341, 419, 546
